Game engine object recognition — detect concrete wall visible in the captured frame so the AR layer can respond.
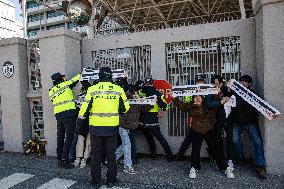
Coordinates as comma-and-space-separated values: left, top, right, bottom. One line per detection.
254, 0, 284, 175
0, 38, 31, 152
81, 18, 256, 155
38, 29, 81, 157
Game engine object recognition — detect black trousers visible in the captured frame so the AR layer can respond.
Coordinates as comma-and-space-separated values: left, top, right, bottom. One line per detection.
129, 126, 142, 161
56, 117, 76, 161
215, 124, 235, 161
90, 134, 117, 184
142, 125, 172, 157
177, 128, 192, 157
191, 130, 227, 171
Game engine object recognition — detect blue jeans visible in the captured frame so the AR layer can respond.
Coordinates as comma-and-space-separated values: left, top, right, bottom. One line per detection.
116, 127, 132, 168
232, 124, 266, 166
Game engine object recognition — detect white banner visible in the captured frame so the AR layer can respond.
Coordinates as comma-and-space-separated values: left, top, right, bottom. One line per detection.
228, 79, 281, 120
129, 96, 157, 105
80, 68, 128, 81
172, 84, 219, 97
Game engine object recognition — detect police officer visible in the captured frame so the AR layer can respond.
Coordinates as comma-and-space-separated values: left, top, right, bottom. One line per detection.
77, 67, 130, 188
139, 78, 173, 161
49, 72, 80, 168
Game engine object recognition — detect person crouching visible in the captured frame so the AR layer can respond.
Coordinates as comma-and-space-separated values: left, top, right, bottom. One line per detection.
173, 95, 234, 179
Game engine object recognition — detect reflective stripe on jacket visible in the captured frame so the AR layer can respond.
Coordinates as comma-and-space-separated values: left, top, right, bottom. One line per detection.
49, 74, 80, 115
79, 82, 130, 127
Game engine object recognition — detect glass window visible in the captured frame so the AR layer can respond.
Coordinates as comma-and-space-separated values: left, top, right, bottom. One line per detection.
67, 22, 76, 29
47, 23, 65, 30
27, 1, 39, 9
47, 10, 63, 19
28, 28, 40, 37
28, 13, 44, 23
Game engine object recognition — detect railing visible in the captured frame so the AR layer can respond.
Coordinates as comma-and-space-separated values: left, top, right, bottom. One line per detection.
92, 45, 152, 84
166, 36, 241, 136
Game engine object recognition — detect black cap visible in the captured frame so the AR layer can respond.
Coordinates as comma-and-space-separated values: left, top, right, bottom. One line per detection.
195, 74, 206, 81
98, 67, 112, 80
51, 72, 65, 82
239, 75, 252, 83
135, 80, 144, 87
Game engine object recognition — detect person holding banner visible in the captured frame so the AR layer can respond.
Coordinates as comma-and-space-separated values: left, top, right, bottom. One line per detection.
173, 95, 234, 179
205, 75, 235, 168
139, 78, 174, 161
174, 74, 206, 161
116, 88, 153, 174
228, 75, 267, 179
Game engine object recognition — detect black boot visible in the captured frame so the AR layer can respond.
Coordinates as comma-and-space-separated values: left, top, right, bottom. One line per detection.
61, 160, 74, 169
255, 165, 267, 179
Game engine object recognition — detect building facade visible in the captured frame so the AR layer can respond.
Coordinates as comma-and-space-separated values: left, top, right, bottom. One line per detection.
25, 0, 86, 38
0, 0, 23, 39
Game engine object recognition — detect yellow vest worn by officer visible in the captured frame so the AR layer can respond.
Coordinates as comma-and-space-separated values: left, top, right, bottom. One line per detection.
139, 82, 169, 127
49, 73, 80, 120
78, 81, 130, 136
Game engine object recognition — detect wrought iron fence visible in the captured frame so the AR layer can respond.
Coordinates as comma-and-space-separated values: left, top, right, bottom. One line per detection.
166, 36, 241, 136
92, 45, 152, 84
27, 40, 41, 90
30, 100, 44, 137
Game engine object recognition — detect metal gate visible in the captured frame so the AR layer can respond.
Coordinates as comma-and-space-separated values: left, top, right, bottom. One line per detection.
27, 40, 44, 137
166, 36, 241, 136
92, 45, 151, 83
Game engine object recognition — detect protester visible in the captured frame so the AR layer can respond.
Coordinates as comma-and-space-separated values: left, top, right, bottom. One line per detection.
116, 88, 153, 174
128, 80, 146, 163
205, 75, 234, 168
73, 80, 91, 168
173, 95, 234, 179
175, 74, 206, 161
228, 75, 267, 179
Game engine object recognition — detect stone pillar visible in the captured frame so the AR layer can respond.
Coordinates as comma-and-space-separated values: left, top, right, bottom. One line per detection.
38, 29, 82, 157
254, 0, 284, 175
0, 38, 31, 152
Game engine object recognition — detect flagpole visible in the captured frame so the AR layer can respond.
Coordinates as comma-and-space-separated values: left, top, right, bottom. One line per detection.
22, 0, 27, 39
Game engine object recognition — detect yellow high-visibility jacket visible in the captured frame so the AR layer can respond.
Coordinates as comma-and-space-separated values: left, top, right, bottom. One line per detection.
79, 82, 130, 128
49, 74, 80, 118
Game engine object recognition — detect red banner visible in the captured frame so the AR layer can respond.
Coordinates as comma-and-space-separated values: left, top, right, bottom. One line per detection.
154, 80, 173, 104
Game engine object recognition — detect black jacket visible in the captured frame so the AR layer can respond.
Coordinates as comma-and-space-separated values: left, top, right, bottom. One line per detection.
228, 89, 258, 125
139, 89, 168, 126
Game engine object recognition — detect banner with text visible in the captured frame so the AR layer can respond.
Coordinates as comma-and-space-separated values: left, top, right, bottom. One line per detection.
228, 79, 281, 120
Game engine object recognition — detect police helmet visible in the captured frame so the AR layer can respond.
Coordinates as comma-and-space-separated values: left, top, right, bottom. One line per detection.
51, 72, 65, 82
98, 67, 112, 80
135, 80, 145, 89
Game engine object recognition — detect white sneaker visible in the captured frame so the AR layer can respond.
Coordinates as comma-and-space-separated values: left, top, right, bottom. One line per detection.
73, 158, 80, 167
189, 167, 196, 179
80, 158, 87, 168
228, 160, 234, 170
225, 167, 235, 179
123, 166, 138, 175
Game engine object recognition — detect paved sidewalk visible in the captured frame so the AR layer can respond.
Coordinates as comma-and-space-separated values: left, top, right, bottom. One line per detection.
0, 151, 283, 188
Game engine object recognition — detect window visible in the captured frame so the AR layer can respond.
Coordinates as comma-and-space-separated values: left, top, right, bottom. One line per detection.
28, 14, 44, 23
67, 22, 76, 29
27, 1, 39, 9
47, 23, 65, 30
28, 28, 40, 37
47, 10, 63, 19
